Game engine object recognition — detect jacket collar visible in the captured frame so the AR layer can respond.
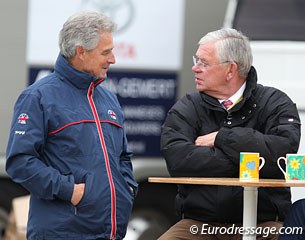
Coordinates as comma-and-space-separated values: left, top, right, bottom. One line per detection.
54, 53, 102, 89
242, 66, 257, 100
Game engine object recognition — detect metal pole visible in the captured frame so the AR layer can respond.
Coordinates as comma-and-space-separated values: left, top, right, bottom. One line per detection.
243, 186, 258, 240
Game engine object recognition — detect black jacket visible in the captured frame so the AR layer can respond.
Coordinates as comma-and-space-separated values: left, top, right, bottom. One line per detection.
160, 67, 301, 223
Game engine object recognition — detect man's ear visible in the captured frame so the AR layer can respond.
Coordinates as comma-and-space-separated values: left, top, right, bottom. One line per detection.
226, 62, 238, 81
75, 45, 85, 60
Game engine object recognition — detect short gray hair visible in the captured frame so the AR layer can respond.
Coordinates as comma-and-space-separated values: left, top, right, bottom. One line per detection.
199, 28, 253, 78
59, 11, 117, 58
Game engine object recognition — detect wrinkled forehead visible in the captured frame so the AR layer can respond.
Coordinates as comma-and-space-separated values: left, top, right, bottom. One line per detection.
196, 42, 218, 60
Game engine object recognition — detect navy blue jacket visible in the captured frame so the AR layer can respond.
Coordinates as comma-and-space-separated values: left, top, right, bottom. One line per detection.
6, 54, 138, 240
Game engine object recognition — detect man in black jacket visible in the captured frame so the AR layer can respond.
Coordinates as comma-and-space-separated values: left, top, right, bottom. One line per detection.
159, 28, 301, 240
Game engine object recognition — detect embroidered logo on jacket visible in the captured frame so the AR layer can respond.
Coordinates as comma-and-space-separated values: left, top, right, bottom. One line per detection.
15, 131, 25, 135
17, 113, 29, 124
108, 110, 117, 120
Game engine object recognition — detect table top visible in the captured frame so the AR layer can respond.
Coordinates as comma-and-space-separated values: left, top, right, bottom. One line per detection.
148, 177, 305, 187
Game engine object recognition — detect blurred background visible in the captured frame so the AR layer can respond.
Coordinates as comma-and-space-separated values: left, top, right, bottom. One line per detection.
1, 0, 305, 239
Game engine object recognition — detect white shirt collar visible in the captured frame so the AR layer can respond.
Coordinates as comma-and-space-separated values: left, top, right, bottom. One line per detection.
219, 81, 246, 105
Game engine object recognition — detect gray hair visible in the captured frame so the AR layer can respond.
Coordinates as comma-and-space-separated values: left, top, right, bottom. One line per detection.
59, 11, 117, 58
199, 28, 253, 78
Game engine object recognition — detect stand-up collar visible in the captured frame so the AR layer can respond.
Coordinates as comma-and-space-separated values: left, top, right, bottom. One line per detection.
241, 66, 257, 100
54, 53, 102, 89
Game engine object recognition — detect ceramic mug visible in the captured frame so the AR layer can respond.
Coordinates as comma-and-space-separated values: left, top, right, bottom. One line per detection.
277, 154, 305, 181
240, 152, 265, 180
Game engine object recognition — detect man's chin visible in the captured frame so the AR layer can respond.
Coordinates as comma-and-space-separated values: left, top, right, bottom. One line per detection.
97, 72, 107, 79
101, 70, 108, 78
196, 85, 205, 92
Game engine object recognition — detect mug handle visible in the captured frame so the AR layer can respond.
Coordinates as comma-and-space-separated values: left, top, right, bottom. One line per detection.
277, 157, 287, 177
259, 157, 265, 170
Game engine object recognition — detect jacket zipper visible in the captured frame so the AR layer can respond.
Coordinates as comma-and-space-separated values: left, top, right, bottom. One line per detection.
87, 82, 117, 239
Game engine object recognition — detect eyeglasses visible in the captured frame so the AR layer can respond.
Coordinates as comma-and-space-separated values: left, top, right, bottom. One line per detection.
192, 56, 229, 70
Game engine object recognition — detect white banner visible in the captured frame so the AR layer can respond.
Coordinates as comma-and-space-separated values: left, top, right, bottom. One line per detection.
27, 0, 185, 70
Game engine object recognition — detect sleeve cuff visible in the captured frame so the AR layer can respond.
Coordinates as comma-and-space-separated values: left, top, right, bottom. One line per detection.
57, 174, 75, 201
215, 128, 226, 148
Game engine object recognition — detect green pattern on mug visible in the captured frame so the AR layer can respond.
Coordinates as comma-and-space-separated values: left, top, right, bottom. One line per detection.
277, 154, 305, 180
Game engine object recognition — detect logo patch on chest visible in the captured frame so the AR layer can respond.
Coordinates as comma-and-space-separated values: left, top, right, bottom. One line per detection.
108, 110, 117, 120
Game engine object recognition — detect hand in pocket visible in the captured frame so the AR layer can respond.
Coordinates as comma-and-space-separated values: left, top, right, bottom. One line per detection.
71, 183, 85, 206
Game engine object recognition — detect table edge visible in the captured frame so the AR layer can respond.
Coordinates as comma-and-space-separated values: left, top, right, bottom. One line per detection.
148, 177, 305, 187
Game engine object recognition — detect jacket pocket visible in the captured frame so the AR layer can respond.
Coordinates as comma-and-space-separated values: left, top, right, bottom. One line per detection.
75, 173, 94, 209
72, 172, 110, 221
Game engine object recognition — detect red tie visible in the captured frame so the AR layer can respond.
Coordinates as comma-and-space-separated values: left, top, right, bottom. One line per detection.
222, 99, 233, 109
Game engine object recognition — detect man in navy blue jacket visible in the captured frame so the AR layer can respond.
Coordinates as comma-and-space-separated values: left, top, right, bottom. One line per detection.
6, 11, 138, 240
279, 199, 305, 239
